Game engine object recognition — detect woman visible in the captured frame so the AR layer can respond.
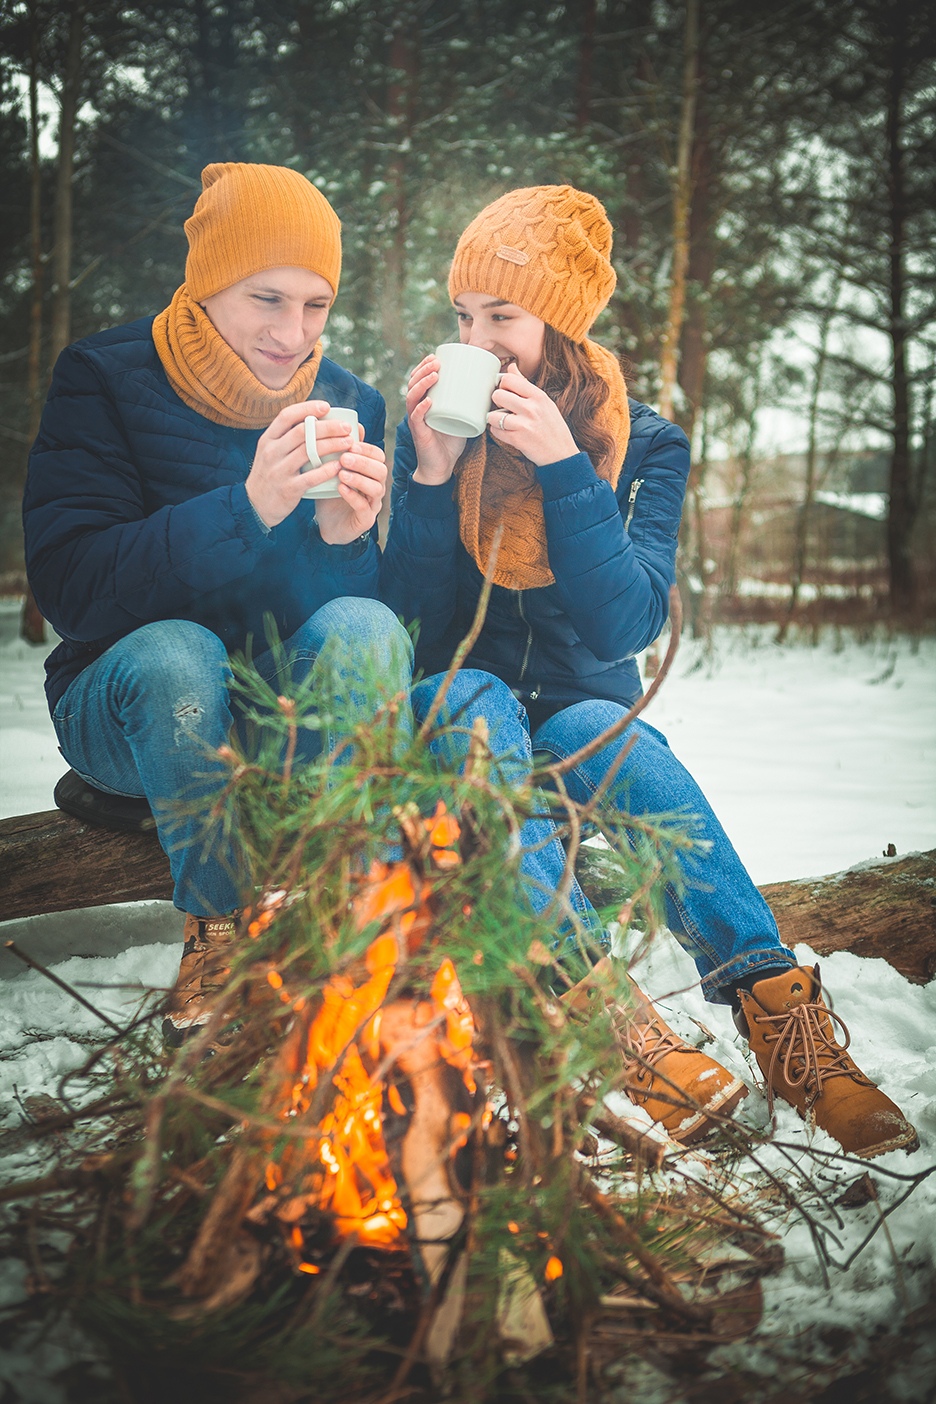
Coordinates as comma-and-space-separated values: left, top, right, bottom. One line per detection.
380, 184, 915, 1157
24, 162, 411, 1043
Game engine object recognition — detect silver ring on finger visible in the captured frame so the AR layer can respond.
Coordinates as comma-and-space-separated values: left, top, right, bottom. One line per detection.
498, 411, 511, 431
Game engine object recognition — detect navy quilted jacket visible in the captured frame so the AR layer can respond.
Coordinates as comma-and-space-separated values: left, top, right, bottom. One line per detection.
24, 317, 385, 711
379, 401, 690, 716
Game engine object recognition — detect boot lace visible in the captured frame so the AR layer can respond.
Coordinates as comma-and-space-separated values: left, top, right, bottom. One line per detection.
613, 1010, 686, 1084
754, 1000, 873, 1113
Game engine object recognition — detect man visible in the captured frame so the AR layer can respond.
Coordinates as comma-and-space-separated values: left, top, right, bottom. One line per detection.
24, 162, 411, 1042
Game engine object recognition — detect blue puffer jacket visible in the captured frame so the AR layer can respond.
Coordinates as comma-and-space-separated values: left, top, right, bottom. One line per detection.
24, 317, 385, 712
379, 401, 690, 716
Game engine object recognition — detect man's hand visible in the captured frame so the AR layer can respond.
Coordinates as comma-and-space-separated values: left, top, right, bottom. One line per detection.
246, 400, 334, 528
245, 402, 387, 541
313, 435, 388, 544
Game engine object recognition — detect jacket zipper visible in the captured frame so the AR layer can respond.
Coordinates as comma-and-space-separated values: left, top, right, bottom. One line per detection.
517, 591, 534, 681
624, 477, 644, 532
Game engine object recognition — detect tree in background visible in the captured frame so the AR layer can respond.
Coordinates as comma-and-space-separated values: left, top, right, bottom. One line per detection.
0, 0, 933, 622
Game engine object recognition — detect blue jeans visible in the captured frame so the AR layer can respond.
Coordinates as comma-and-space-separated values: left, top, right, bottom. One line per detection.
413, 671, 796, 1004
53, 599, 413, 918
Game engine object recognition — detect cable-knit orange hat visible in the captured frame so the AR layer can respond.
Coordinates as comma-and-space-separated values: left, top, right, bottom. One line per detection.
184, 163, 342, 301
448, 185, 616, 343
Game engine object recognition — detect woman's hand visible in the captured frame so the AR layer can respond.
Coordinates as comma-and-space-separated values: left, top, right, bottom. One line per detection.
245, 401, 387, 541
406, 354, 467, 486
487, 366, 578, 466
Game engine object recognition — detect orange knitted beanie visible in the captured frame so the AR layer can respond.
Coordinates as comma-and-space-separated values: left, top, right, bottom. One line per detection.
184, 163, 342, 300
448, 185, 616, 342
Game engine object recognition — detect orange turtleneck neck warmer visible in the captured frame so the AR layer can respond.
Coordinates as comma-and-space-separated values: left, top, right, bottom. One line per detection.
152, 284, 323, 430
454, 339, 631, 591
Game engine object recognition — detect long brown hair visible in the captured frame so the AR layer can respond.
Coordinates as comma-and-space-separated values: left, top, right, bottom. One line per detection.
535, 326, 623, 473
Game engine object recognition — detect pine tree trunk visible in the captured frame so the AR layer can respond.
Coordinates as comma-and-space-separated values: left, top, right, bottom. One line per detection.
657, 0, 698, 421
575, 0, 596, 130
884, 4, 917, 616
19, 0, 50, 649
379, 16, 419, 413
777, 288, 838, 641
49, 1, 84, 364
26, 0, 44, 442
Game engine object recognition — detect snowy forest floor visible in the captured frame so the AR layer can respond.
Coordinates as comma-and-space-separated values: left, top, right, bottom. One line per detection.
1, 603, 935, 1402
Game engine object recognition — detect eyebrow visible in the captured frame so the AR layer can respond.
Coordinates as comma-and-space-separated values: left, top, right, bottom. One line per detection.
453, 298, 512, 310
248, 282, 331, 301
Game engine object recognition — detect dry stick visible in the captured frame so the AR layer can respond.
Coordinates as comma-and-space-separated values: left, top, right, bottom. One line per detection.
309, 1231, 360, 1328
584, 1182, 711, 1326
5, 940, 123, 1033
577, 1097, 668, 1171
0, 1166, 108, 1206
0, 1095, 140, 1151
417, 524, 504, 741
533, 586, 683, 787
664, 1166, 768, 1233
830, 1167, 936, 1274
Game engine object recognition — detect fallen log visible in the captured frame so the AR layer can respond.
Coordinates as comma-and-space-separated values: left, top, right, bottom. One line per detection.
1, 808, 173, 919
1, 808, 934, 984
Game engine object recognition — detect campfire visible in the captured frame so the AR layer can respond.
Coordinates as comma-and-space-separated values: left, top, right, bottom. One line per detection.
0, 669, 778, 1399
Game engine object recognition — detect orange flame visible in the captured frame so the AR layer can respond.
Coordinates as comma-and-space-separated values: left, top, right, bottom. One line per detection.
266, 806, 479, 1252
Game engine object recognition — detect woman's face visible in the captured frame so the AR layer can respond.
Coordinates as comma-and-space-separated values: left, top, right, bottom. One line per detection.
453, 291, 546, 379
201, 267, 334, 389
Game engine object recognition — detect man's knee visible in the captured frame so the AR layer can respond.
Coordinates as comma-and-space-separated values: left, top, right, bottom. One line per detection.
310, 597, 413, 668
115, 621, 230, 713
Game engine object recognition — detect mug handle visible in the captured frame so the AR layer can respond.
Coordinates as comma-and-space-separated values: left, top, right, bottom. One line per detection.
304, 415, 323, 471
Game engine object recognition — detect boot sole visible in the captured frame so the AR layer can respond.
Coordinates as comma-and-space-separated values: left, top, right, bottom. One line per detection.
849, 1124, 919, 1159
669, 1077, 749, 1145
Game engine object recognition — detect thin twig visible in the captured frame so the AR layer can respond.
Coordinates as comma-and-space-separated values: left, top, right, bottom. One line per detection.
5, 941, 123, 1032
533, 586, 683, 783
417, 524, 503, 740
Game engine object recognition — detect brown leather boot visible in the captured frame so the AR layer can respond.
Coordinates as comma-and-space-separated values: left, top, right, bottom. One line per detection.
614, 981, 748, 1143
737, 964, 918, 1158
564, 959, 747, 1144
163, 913, 239, 1047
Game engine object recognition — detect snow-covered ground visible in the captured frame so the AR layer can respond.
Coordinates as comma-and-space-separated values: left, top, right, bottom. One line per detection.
1, 601, 935, 1400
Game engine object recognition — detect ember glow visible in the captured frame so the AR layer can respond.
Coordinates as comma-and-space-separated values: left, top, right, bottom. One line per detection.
265, 805, 479, 1252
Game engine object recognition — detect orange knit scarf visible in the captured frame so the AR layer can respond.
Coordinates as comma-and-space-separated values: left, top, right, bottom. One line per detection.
152, 284, 324, 429
454, 339, 631, 590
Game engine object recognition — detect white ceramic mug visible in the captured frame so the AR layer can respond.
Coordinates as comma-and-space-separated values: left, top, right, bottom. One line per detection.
302, 407, 359, 500
424, 343, 501, 438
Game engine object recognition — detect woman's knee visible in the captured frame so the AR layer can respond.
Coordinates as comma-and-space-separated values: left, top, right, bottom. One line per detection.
534, 701, 669, 760
417, 668, 526, 736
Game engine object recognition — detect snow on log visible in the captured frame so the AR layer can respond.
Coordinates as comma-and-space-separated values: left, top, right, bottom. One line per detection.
758, 850, 936, 985
0, 810, 933, 985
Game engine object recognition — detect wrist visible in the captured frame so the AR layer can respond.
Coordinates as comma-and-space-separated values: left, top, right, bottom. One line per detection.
413, 463, 454, 487
245, 482, 277, 530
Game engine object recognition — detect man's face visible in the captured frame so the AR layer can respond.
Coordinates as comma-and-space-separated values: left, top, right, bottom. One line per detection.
201, 267, 334, 389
